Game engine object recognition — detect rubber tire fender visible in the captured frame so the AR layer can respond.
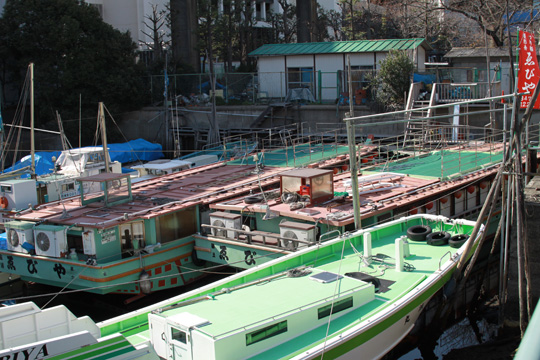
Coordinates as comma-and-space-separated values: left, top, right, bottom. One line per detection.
244, 195, 264, 204
449, 234, 469, 248
406, 225, 432, 241
427, 231, 451, 246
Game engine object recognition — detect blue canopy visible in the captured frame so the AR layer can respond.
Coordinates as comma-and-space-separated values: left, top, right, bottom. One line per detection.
108, 138, 164, 163
2, 139, 163, 178
2, 151, 61, 177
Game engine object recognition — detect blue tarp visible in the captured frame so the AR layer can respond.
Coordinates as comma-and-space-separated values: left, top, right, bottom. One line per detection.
413, 73, 436, 85
2, 139, 163, 178
108, 139, 164, 164
0, 231, 6, 250
2, 151, 61, 177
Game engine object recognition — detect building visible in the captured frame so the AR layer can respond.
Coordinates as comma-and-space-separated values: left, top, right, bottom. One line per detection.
84, 0, 169, 50
443, 47, 516, 96
249, 38, 430, 103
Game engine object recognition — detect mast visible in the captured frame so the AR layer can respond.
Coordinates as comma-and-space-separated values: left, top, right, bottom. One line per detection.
98, 102, 111, 173
30, 63, 35, 177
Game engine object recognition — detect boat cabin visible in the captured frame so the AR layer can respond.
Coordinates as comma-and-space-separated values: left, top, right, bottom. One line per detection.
148, 269, 375, 360
280, 168, 334, 205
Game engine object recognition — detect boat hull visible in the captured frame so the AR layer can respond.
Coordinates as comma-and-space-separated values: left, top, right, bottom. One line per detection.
0, 237, 205, 295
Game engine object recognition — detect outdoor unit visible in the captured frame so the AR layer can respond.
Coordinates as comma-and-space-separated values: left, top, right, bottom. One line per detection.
34, 224, 68, 258
4, 221, 35, 253
279, 221, 317, 250
209, 212, 242, 238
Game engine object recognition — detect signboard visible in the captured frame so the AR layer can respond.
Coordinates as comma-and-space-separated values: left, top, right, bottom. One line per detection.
518, 30, 540, 109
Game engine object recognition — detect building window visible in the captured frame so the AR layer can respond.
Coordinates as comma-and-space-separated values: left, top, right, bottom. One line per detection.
317, 297, 353, 319
246, 321, 287, 346
287, 67, 313, 90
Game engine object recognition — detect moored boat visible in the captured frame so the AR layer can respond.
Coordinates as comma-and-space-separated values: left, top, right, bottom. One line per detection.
0, 130, 352, 296
95, 213, 483, 359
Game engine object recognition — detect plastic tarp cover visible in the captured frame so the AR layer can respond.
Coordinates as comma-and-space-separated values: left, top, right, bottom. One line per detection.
108, 139, 164, 163
413, 73, 436, 85
2, 151, 61, 178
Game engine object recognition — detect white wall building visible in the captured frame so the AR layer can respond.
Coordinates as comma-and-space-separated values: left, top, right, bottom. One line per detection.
250, 38, 430, 102
84, 0, 169, 49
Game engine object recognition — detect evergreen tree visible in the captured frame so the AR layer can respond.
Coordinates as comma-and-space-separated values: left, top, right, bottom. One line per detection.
0, 0, 146, 142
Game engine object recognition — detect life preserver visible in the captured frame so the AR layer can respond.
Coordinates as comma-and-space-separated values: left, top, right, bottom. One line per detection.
0, 197, 8, 209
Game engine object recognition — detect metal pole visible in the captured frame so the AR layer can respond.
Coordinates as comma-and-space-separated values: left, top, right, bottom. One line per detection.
99, 102, 110, 173
346, 120, 361, 230
30, 63, 35, 177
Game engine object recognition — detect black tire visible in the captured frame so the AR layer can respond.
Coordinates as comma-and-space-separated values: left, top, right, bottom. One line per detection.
244, 195, 264, 204
192, 250, 206, 267
449, 234, 469, 248
407, 225, 432, 241
427, 231, 451, 246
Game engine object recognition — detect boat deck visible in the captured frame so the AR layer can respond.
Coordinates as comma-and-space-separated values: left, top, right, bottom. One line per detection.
117, 216, 476, 359
13, 164, 290, 227
227, 143, 350, 168
366, 148, 504, 179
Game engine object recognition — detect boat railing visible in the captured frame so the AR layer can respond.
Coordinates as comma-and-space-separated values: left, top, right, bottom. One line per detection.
256, 127, 348, 167
201, 224, 317, 249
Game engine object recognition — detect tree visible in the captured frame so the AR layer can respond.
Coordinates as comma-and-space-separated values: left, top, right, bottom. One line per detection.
140, 4, 169, 63
437, 0, 534, 47
0, 0, 146, 143
370, 50, 414, 110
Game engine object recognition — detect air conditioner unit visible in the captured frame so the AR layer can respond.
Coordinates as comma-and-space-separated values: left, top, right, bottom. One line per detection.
34, 224, 68, 258
209, 212, 242, 238
279, 221, 317, 250
4, 221, 35, 253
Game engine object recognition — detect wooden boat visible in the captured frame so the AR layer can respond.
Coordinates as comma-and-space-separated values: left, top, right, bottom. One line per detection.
192, 141, 502, 269
0, 214, 482, 360
101, 213, 482, 359
0, 134, 352, 296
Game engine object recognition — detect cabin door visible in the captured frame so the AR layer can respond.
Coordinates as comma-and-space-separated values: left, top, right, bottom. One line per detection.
170, 325, 192, 360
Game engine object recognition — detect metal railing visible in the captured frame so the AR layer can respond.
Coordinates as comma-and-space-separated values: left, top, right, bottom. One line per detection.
435, 82, 502, 103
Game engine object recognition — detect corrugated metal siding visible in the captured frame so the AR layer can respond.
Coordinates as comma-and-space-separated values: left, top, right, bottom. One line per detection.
250, 39, 427, 56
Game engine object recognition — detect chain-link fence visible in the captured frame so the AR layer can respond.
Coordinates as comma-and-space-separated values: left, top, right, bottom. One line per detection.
145, 66, 511, 107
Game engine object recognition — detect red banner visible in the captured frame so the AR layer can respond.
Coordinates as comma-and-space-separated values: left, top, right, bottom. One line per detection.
518, 30, 540, 109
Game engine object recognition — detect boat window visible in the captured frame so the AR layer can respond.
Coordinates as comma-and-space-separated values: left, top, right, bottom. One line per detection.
156, 208, 198, 244
246, 320, 287, 346
317, 297, 353, 320
0, 185, 12, 193
62, 183, 75, 192
171, 327, 187, 344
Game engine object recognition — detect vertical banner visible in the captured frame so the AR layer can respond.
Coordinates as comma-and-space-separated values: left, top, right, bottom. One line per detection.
518, 30, 540, 109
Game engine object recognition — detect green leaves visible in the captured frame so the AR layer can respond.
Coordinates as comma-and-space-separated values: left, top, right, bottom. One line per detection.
370, 50, 414, 110
0, 0, 146, 142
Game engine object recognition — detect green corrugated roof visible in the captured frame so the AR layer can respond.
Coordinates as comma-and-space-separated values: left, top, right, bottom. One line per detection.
249, 38, 430, 56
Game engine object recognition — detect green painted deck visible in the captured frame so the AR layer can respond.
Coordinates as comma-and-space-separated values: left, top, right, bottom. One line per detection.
367, 150, 503, 179
134, 216, 476, 359
227, 143, 350, 168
